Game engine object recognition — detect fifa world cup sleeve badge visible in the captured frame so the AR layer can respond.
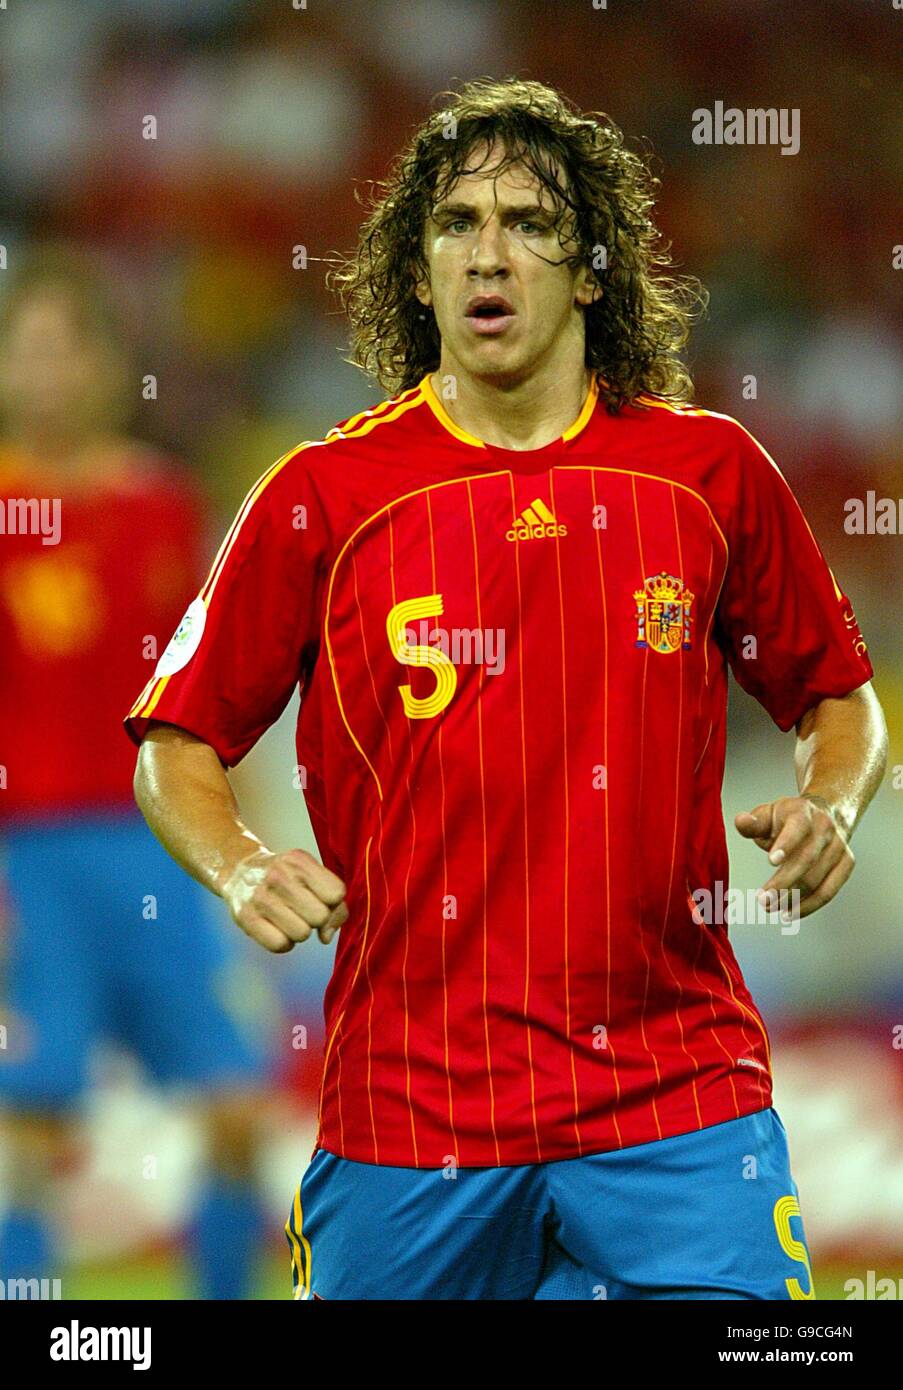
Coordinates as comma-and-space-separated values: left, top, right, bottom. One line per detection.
634, 572, 694, 654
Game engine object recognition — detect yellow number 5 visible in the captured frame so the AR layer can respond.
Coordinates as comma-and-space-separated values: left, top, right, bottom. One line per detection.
386, 594, 457, 719
773, 1195, 815, 1299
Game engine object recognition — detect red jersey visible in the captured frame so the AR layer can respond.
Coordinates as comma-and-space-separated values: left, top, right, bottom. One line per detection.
125, 375, 873, 1168
0, 446, 204, 819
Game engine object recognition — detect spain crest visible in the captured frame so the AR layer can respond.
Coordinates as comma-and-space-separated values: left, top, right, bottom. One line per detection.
634, 571, 694, 654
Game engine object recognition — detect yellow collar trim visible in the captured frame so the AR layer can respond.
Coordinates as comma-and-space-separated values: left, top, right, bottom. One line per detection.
563, 372, 600, 440
420, 371, 599, 450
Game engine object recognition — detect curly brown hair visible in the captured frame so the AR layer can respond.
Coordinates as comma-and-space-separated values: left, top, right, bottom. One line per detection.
328, 77, 707, 413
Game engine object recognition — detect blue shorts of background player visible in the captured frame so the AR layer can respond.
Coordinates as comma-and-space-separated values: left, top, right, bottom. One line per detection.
0, 811, 272, 1299
286, 1107, 814, 1300
0, 811, 268, 1103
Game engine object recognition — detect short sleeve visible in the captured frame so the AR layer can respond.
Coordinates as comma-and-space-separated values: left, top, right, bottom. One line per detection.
715, 424, 873, 732
124, 451, 328, 765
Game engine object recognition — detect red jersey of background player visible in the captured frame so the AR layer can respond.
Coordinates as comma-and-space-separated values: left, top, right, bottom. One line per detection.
125, 374, 873, 1168
0, 446, 203, 820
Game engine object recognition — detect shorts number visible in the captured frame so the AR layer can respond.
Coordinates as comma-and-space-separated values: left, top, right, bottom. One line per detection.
773, 1194, 815, 1299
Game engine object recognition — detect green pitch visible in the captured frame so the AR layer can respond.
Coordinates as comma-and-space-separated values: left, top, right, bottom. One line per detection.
60, 1254, 898, 1302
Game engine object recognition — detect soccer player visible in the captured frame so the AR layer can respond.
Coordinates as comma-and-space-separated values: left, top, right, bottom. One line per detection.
127, 79, 887, 1300
0, 249, 274, 1299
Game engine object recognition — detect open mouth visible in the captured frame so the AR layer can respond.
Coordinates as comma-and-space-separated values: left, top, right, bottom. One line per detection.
466, 296, 516, 334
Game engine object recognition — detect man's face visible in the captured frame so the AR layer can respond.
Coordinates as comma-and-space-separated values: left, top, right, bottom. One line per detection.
415, 141, 599, 384
0, 292, 112, 436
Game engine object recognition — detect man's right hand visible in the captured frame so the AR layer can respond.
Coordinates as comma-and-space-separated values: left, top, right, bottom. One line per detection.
134, 724, 348, 954
220, 847, 348, 953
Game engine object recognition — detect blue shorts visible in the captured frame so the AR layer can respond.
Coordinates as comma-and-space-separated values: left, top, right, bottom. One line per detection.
285, 1107, 814, 1300
0, 812, 269, 1109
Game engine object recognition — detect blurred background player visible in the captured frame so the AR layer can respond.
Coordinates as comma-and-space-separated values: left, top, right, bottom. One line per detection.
0, 248, 275, 1299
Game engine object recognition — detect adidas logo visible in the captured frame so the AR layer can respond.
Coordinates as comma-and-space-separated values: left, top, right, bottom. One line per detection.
505, 498, 567, 542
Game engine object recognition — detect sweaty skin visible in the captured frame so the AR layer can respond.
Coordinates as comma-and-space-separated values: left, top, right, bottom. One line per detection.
414, 138, 602, 450
134, 722, 347, 953
735, 684, 886, 921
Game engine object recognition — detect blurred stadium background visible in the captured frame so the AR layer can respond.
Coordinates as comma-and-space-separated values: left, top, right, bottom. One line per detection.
0, 0, 901, 1299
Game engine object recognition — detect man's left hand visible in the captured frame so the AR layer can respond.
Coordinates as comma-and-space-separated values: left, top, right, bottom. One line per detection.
734, 795, 854, 921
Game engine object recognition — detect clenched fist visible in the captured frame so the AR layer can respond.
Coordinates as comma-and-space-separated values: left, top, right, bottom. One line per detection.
221, 847, 348, 953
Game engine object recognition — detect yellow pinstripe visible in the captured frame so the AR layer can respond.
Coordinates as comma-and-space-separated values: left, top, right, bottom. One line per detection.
425, 488, 460, 1157
660, 484, 704, 1128
549, 470, 583, 1153
319, 838, 377, 1157
589, 472, 623, 1140
586, 434, 771, 1101
557, 465, 729, 557
465, 477, 502, 1164
637, 396, 835, 599
323, 471, 513, 805
316, 1006, 347, 1150
715, 946, 774, 1082
630, 474, 664, 1139
386, 509, 420, 1166
507, 473, 536, 1161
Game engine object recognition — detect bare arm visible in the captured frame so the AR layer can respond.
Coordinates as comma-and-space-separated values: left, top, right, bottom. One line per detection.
134, 721, 347, 952
734, 681, 888, 920
792, 681, 887, 839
